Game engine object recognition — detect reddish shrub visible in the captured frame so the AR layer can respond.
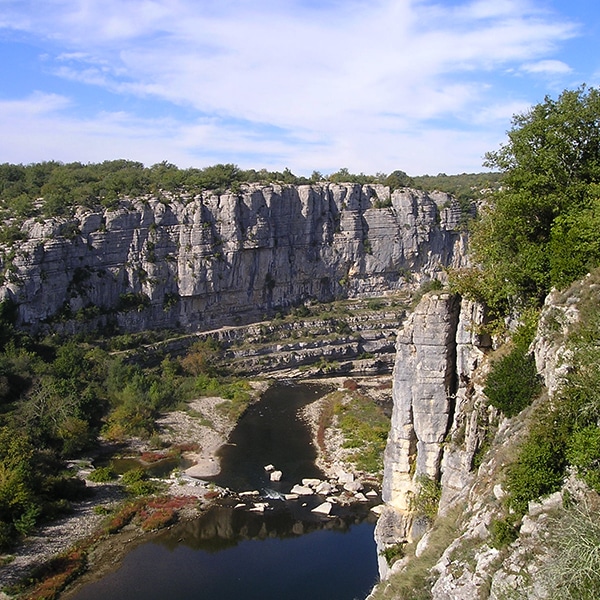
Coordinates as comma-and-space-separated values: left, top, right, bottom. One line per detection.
170, 442, 200, 454
140, 507, 176, 531
139, 451, 167, 463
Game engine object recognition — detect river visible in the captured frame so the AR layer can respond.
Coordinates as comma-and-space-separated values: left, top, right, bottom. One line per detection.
65, 382, 380, 600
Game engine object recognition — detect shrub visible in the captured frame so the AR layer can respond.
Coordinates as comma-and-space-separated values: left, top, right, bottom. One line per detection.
411, 475, 442, 520
566, 426, 600, 492
484, 317, 541, 417
489, 517, 518, 549
381, 542, 405, 566
505, 412, 567, 515
87, 466, 117, 483
484, 347, 540, 417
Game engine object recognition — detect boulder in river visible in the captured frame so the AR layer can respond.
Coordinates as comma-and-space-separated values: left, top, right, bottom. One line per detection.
311, 502, 333, 516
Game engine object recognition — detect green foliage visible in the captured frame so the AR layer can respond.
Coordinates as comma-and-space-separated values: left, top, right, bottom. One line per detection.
87, 466, 117, 483
380, 542, 406, 566
466, 86, 600, 312
411, 475, 442, 519
505, 410, 567, 515
484, 327, 541, 417
489, 517, 518, 549
117, 292, 151, 312
411, 172, 504, 202
384, 170, 414, 190
333, 392, 390, 473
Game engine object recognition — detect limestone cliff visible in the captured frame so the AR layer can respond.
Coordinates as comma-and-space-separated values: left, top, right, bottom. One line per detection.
0, 184, 469, 334
375, 293, 492, 579
372, 282, 596, 599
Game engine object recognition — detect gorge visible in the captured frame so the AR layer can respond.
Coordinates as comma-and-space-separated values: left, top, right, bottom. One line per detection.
2, 178, 594, 600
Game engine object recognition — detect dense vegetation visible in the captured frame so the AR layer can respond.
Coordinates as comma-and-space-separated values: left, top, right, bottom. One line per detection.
0, 159, 502, 223
457, 85, 600, 316
0, 312, 245, 550
446, 86, 600, 598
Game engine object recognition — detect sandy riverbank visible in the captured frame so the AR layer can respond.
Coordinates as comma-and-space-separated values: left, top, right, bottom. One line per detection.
0, 376, 387, 597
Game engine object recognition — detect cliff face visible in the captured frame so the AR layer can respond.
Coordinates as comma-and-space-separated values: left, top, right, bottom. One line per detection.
375, 293, 492, 578
373, 285, 590, 599
0, 183, 468, 333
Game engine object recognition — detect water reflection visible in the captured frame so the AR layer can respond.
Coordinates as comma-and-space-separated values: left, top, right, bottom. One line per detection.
67, 504, 379, 600
155, 502, 377, 554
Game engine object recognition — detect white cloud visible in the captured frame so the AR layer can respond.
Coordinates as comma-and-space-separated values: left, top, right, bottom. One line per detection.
0, 0, 587, 173
521, 59, 573, 75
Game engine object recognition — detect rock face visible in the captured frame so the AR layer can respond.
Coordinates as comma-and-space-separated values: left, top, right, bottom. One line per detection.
375, 292, 492, 579
373, 283, 592, 598
0, 184, 469, 333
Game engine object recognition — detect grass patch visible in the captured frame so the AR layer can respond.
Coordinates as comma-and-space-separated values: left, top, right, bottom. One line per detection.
334, 390, 390, 473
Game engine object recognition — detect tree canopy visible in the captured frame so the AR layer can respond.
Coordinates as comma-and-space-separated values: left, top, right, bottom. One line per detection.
462, 85, 600, 314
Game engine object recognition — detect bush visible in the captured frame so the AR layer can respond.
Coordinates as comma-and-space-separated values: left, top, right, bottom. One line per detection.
411, 475, 442, 520
87, 466, 117, 483
381, 542, 405, 566
484, 347, 540, 417
566, 426, 600, 492
489, 517, 518, 549
484, 318, 541, 417
505, 412, 567, 515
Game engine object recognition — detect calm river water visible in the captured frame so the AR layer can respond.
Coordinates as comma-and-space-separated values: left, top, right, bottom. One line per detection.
65, 382, 380, 600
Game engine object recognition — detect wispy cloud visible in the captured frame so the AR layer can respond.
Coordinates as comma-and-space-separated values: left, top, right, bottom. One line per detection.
521, 59, 573, 74
0, 0, 588, 174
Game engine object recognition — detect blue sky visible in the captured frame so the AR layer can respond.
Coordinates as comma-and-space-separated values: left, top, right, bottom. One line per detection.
0, 0, 599, 176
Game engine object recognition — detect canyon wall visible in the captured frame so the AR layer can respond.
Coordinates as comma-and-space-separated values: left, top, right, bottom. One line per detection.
0, 183, 469, 334
375, 293, 492, 578
373, 285, 587, 598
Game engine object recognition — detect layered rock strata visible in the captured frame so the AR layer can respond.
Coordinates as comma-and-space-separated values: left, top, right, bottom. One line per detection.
373, 283, 591, 598
0, 184, 469, 334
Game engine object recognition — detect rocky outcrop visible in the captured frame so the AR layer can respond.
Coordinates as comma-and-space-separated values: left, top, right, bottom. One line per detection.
375, 292, 492, 580
373, 281, 594, 598
0, 184, 469, 334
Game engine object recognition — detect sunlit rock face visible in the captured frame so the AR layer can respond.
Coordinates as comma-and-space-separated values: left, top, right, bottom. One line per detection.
375, 293, 492, 580
0, 183, 469, 334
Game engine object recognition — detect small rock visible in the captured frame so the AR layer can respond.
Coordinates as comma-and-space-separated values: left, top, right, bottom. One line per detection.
240, 490, 260, 497
344, 481, 364, 493
302, 478, 321, 488
493, 484, 506, 500
290, 484, 314, 496
316, 481, 334, 495
336, 469, 354, 484
354, 492, 368, 502
312, 502, 333, 516
370, 504, 385, 515
520, 515, 536, 535
264, 464, 275, 472
270, 470, 283, 482
366, 490, 378, 498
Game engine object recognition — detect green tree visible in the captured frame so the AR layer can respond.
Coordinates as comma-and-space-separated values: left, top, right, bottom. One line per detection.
466, 86, 600, 312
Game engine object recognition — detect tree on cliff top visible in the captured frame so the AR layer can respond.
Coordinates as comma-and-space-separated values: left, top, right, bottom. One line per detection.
460, 85, 600, 314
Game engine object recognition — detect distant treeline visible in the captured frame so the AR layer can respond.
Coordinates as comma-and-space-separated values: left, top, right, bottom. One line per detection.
0, 160, 503, 219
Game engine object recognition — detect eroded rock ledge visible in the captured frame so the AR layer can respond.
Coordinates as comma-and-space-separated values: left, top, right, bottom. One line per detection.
0, 184, 469, 335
